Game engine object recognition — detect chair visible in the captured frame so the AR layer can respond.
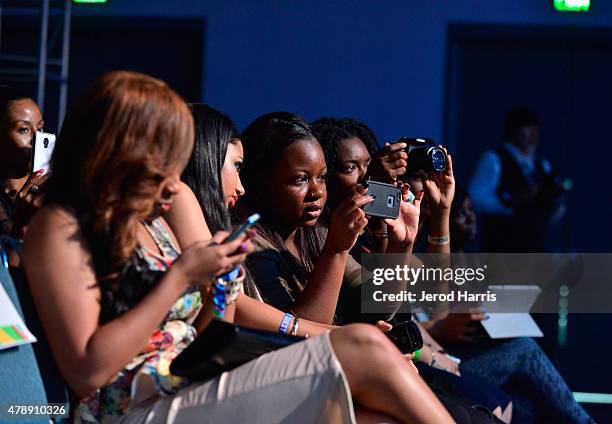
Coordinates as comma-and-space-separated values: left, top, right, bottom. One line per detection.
0, 238, 69, 423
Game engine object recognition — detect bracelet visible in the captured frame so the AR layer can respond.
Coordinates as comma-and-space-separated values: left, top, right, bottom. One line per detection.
413, 348, 421, 362
224, 266, 245, 304
279, 312, 294, 334
211, 281, 227, 319
291, 318, 300, 337
211, 266, 245, 318
428, 234, 450, 246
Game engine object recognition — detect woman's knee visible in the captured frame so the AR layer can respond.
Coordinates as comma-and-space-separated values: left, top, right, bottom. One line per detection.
331, 323, 395, 356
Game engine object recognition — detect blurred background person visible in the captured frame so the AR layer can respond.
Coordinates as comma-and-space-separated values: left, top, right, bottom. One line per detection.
468, 107, 567, 253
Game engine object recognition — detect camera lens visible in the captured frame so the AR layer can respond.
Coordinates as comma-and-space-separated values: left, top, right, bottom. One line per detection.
43, 138, 49, 148
429, 148, 447, 172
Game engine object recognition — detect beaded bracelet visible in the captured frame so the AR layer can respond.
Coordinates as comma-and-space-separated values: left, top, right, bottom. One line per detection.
211, 266, 245, 318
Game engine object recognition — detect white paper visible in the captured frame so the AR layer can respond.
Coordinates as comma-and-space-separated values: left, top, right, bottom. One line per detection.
0, 282, 37, 350
481, 313, 544, 338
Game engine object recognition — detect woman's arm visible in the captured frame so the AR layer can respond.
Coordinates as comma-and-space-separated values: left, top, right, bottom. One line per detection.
22, 207, 194, 398
423, 148, 454, 255
289, 193, 373, 324
164, 181, 213, 247
22, 206, 248, 398
235, 293, 332, 338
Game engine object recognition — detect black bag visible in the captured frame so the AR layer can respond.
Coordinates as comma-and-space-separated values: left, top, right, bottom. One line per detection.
170, 319, 304, 381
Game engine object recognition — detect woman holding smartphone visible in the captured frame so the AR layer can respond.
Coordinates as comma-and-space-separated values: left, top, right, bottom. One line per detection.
23, 76, 452, 423
0, 86, 48, 239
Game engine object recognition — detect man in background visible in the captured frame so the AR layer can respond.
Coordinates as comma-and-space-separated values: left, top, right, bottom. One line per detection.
468, 107, 567, 253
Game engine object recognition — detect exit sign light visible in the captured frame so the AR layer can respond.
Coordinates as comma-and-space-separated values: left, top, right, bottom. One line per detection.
73, 0, 108, 4
554, 0, 590, 12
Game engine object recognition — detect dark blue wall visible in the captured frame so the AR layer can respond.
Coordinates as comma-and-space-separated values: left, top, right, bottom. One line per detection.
75, 1, 612, 141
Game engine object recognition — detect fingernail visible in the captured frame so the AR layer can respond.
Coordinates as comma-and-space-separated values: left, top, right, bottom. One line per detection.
35, 169, 44, 175
400, 143, 407, 148
239, 243, 249, 252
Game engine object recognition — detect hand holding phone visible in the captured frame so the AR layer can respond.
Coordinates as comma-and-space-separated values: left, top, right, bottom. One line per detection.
362, 180, 402, 220
31, 131, 56, 175
225, 213, 260, 243
385, 321, 423, 354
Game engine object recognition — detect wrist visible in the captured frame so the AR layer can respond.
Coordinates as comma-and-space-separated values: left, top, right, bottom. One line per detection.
430, 207, 450, 221
321, 239, 351, 256
167, 260, 194, 292
387, 238, 414, 253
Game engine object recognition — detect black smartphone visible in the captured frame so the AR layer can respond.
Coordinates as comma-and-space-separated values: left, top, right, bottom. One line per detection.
385, 321, 423, 354
362, 180, 401, 219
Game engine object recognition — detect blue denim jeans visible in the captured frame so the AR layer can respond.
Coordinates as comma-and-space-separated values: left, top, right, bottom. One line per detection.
462, 337, 593, 424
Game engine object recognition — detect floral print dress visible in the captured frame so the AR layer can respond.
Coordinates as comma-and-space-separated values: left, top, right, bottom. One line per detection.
74, 219, 203, 423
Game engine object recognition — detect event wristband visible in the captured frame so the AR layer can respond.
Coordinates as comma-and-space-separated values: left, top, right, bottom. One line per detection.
427, 234, 450, 246
279, 313, 294, 334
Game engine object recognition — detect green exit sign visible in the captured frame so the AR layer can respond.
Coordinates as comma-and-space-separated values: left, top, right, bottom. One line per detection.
73, 0, 108, 4
554, 0, 590, 12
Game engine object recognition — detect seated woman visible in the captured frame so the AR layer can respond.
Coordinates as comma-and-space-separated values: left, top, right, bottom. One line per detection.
167, 103, 504, 424
230, 112, 420, 326
0, 86, 47, 240
313, 117, 514, 423
432, 188, 593, 424
23, 73, 453, 424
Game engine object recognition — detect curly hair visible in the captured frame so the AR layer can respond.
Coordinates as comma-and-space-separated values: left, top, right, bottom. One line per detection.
310, 117, 352, 177
45, 71, 194, 280
337, 117, 379, 157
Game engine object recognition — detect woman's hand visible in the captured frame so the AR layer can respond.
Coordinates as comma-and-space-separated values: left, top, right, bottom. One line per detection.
172, 230, 254, 288
429, 309, 487, 344
325, 191, 373, 254
11, 170, 48, 238
432, 351, 461, 377
370, 142, 409, 182
420, 346, 461, 376
385, 186, 423, 250
375, 321, 419, 372
421, 147, 455, 214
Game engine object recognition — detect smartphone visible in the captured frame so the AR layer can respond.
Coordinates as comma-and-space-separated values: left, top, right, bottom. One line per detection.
31, 131, 56, 175
226, 213, 261, 242
362, 180, 401, 219
385, 321, 423, 354
216, 213, 260, 280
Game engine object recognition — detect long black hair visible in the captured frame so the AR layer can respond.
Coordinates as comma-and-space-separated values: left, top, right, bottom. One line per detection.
182, 103, 240, 234
238, 112, 324, 277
